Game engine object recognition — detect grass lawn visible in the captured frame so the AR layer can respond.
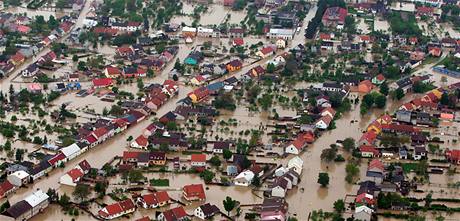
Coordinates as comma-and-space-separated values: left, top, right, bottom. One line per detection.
401, 163, 418, 173
150, 178, 170, 186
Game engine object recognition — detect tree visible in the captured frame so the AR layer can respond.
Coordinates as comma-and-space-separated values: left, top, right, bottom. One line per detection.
320, 148, 337, 162
59, 194, 71, 209
345, 162, 360, 184
440, 92, 449, 105
374, 94, 387, 108
380, 82, 389, 96
209, 156, 221, 167
200, 170, 215, 183
128, 170, 145, 183
266, 63, 276, 73
333, 199, 345, 213
342, 138, 355, 152
72, 184, 90, 202
393, 88, 405, 100
317, 172, 329, 187
137, 78, 144, 90
94, 182, 107, 195
251, 175, 261, 187
72, 55, 79, 62
223, 149, 233, 160
223, 196, 237, 215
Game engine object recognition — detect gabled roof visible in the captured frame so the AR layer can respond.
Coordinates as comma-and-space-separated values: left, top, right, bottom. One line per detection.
191, 154, 206, 163
67, 168, 84, 182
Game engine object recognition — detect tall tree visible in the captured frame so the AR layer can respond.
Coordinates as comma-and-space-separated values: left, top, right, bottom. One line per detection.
223, 196, 237, 215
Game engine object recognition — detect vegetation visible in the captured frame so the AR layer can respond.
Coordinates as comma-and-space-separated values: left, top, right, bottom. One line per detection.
150, 178, 169, 186
388, 12, 422, 36
317, 172, 330, 187
223, 196, 238, 215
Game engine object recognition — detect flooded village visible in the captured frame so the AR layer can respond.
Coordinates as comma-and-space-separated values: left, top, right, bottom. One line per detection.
0, 0, 459, 221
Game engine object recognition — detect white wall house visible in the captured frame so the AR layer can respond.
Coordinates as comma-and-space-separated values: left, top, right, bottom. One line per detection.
7, 170, 30, 187
234, 170, 255, 186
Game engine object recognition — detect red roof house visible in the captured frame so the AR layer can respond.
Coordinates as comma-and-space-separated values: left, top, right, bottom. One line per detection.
183, 184, 206, 201
92, 78, 113, 88
359, 145, 380, 158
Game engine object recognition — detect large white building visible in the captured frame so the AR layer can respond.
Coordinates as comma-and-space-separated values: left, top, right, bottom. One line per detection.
267, 28, 295, 40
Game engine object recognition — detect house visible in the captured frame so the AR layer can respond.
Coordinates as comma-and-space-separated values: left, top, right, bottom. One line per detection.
122, 151, 167, 167
359, 145, 380, 158
194, 203, 220, 220
61, 143, 81, 160
267, 28, 295, 40
188, 87, 210, 103
260, 197, 288, 221
190, 75, 206, 86
234, 170, 255, 186
368, 159, 384, 174
228, 28, 245, 38
7, 170, 30, 187
276, 38, 287, 49
182, 26, 197, 37
321, 107, 336, 119
9, 52, 25, 66
257, 47, 275, 58
372, 74, 385, 85
158, 206, 188, 221
355, 193, 375, 207
0, 181, 15, 199
287, 156, 303, 175
271, 178, 288, 197
191, 154, 206, 168
232, 38, 244, 46
358, 80, 375, 93
315, 115, 333, 130
60, 168, 84, 186
354, 205, 373, 221
285, 134, 309, 155
413, 146, 427, 160
322, 7, 347, 28
359, 131, 377, 146
116, 46, 134, 57
92, 78, 113, 88
21, 63, 40, 77
137, 191, 171, 208
104, 66, 122, 78
131, 135, 149, 149
1, 190, 49, 221
29, 161, 52, 181
212, 141, 231, 153
446, 149, 460, 164
226, 59, 243, 72
98, 199, 136, 220
183, 184, 206, 201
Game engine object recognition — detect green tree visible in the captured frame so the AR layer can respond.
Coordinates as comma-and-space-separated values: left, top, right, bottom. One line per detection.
266, 63, 276, 73
223, 149, 233, 160
440, 92, 449, 105
320, 148, 337, 162
333, 199, 345, 213
380, 82, 389, 96
375, 94, 387, 108
128, 170, 145, 183
72, 184, 90, 202
59, 193, 71, 209
342, 138, 355, 152
223, 196, 237, 215
200, 170, 215, 183
209, 156, 221, 167
317, 172, 329, 187
393, 88, 405, 100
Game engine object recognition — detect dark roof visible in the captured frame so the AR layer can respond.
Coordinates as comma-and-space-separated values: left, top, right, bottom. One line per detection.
5, 201, 32, 218
358, 181, 380, 195
200, 203, 220, 217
